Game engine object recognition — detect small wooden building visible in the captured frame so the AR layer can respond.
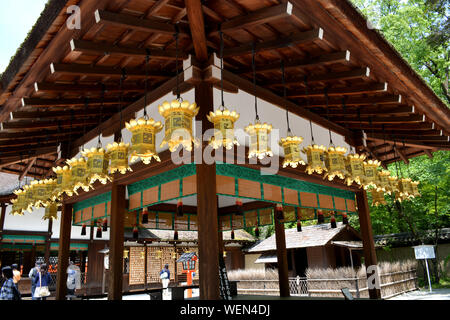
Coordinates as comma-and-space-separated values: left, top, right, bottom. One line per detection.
246, 222, 362, 276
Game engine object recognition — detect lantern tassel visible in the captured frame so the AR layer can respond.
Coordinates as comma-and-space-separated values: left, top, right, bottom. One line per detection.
254, 226, 259, 238
133, 225, 139, 239
231, 229, 235, 240
81, 224, 86, 236
102, 219, 108, 232
275, 204, 284, 221
96, 226, 102, 238
174, 230, 179, 241
342, 212, 349, 225
297, 220, 302, 232
331, 214, 337, 228
236, 199, 243, 215
142, 207, 149, 224
177, 199, 183, 217
317, 210, 324, 224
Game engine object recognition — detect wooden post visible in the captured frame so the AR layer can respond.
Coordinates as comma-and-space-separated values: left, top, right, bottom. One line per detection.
44, 218, 53, 265
144, 242, 148, 289
356, 190, 382, 299
107, 180, 125, 300
274, 212, 290, 297
196, 81, 220, 300
0, 204, 6, 241
55, 203, 73, 300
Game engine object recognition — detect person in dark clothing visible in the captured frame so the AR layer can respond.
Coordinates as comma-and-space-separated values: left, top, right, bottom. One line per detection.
0, 266, 21, 300
33, 264, 51, 300
29, 262, 41, 300
160, 264, 170, 289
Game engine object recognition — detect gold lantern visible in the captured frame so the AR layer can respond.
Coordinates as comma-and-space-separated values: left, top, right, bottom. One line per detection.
398, 178, 413, 200
82, 147, 111, 184
52, 166, 76, 197
159, 99, 199, 152
106, 142, 132, 174
207, 108, 240, 149
42, 179, 56, 207
32, 180, 48, 208
67, 157, 91, 192
345, 153, 366, 186
245, 120, 273, 159
11, 189, 26, 215
126, 117, 163, 164
363, 160, 381, 190
43, 203, 58, 220
279, 135, 305, 168
410, 181, 421, 198
303, 144, 327, 175
23, 184, 35, 212
377, 170, 391, 193
324, 146, 347, 181
388, 175, 399, 194
371, 190, 387, 206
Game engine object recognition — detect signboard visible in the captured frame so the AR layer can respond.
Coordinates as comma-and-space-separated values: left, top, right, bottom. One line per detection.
413, 245, 435, 260
218, 254, 232, 300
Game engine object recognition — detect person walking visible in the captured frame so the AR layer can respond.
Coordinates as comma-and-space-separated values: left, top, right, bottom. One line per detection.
160, 264, 170, 289
66, 261, 81, 298
11, 264, 21, 285
0, 266, 21, 300
28, 262, 41, 300
33, 264, 51, 300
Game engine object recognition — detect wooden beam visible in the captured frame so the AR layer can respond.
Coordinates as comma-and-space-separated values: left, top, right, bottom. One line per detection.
0, 149, 56, 168
365, 134, 446, 150
366, 133, 449, 143
331, 114, 424, 124
0, 145, 56, 158
44, 218, 53, 266
312, 105, 412, 116
12, 109, 116, 120
288, 82, 386, 98
299, 94, 402, 108
2, 119, 99, 130
185, 0, 208, 61
424, 149, 433, 159
394, 146, 410, 164
19, 157, 36, 181
50, 63, 173, 79
345, 122, 433, 131
274, 210, 290, 297
355, 190, 382, 299
0, 204, 6, 240
94, 9, 189, 36
22, 96, 134, 107
70, 39, 187, 60
55, 202, 72, 300
34, 82, 144, 93
108, 180, 126, 300
239, 51, 351, 75
264, 67, 370, 86
223, 28, 323, 57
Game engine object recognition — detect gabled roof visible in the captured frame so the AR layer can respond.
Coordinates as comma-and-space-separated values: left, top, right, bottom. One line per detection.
246, 222, 360, 253
374, 228, 450, 247
148, 229, 255, 242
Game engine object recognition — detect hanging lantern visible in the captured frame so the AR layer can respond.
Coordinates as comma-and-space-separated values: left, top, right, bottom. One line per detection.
297, 220, 302, 232
33, 180, 48, 208
172, 252, 177, 260
159, 99, 199, 152
245, 120, 273, 160
11, 189, 26, 216
303, 144, 327, 175
126, 118, 163, 164
362, 160, 381, 190
43, 203, 58, 220
81, 224, 87, 236
207, 108, 240, 149
279, 135, 305, 168
275, 204, 284, 221
388, 176, 399, 194
236, 198, 243, 215
177, 199, 183, 217
42, 179, 56, 207
324, 146, 347, 181
23, 184, 35, 212
102, 218, 108, 232
317, 210, 324, 224
67, 157, 92, 193
142, 207, 149, 224
133, 225, 139, 239
230, 229, 235, 240
345, 153, 366, 186
82, 147, 112, 184
342, 212, 349, 225
156, 250, 162, 259
53, 166, 76, 197
377, 170, 391, 193
398, 178, 413, 200
371, 190, 387, 206
410, 181, 421, 198
106, 142, 132, 174
96, 225, 102, 238
174, 230, 179, 241
254, 226, 260, 237
330, 213, 337, 228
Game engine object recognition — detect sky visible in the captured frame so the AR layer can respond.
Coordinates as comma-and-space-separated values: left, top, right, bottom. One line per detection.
0, 0, 48, 73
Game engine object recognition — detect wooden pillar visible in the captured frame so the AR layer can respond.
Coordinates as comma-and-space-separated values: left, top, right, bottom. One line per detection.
173, 243, 178, 284
274, 212, 290, 297
55, 203, 73, 300
0, 204, 6, 241
107, 180, 126, 300
144, 242, 148, 289
196, 81, 220, 300
356, 190, 382, 299
44, 218, 53, 265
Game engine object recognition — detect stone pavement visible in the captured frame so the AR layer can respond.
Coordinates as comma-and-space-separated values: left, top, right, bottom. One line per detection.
388, 288, 450, 300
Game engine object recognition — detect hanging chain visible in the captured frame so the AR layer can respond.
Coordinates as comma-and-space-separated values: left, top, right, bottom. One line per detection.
97, 84, 105, 148
118, 69, 127, 142
393, 141, 400, 178
81, 97, 88, 152
342, 99, 354, 153
252, 43, 259, 121
174, 24, 181, 101
144, 49, 150, 119
403, 140, 411, 176
324, 87, 333, 147
281, 60, 291, 135
68, 109, 74, 159
304, 77, 315, 145
219, 24, 225, 110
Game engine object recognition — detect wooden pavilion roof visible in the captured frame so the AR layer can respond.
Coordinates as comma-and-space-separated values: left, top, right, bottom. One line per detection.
0, 0, 449, 182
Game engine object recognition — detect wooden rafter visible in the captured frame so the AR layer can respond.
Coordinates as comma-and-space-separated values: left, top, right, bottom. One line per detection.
299, 95, 402, 108
34, 82, 144, 93
185, 0, 208, 61
18, 157, 37, 181
332, 114, 424, 124
312, 105, 413, 116
287, 82, 386, 98
22, 97, 135, 107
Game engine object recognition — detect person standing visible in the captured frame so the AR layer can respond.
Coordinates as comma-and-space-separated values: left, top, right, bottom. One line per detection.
66, 261, 81, 298
0, 266, 21, 300
29, 262, 41, 300
11, 264, 21, 285
33, 264, 51, 300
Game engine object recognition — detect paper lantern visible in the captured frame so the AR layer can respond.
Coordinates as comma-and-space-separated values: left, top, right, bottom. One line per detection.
159, 99, 199, 152
106, 142, 132, 174
82, 147, 111, 184
279, 135, 305, 168
371, 190, 387, 206
324, 146, 347, 181
53, 166, 76, 197
245, 120, 273, 160
345, 153, 366, 186
126, 117, 163, 164
303, 144, 327, 175
43, 203, 58, 220
398, 178, 413, 200
410, 181, 421, 198
67, 157, 92, 193
363, 160, 381, 190
377, 170, 391, 193
207, 108, 240, 149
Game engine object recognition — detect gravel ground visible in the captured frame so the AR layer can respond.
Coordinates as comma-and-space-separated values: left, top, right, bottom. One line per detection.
388, 288, 450, 300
